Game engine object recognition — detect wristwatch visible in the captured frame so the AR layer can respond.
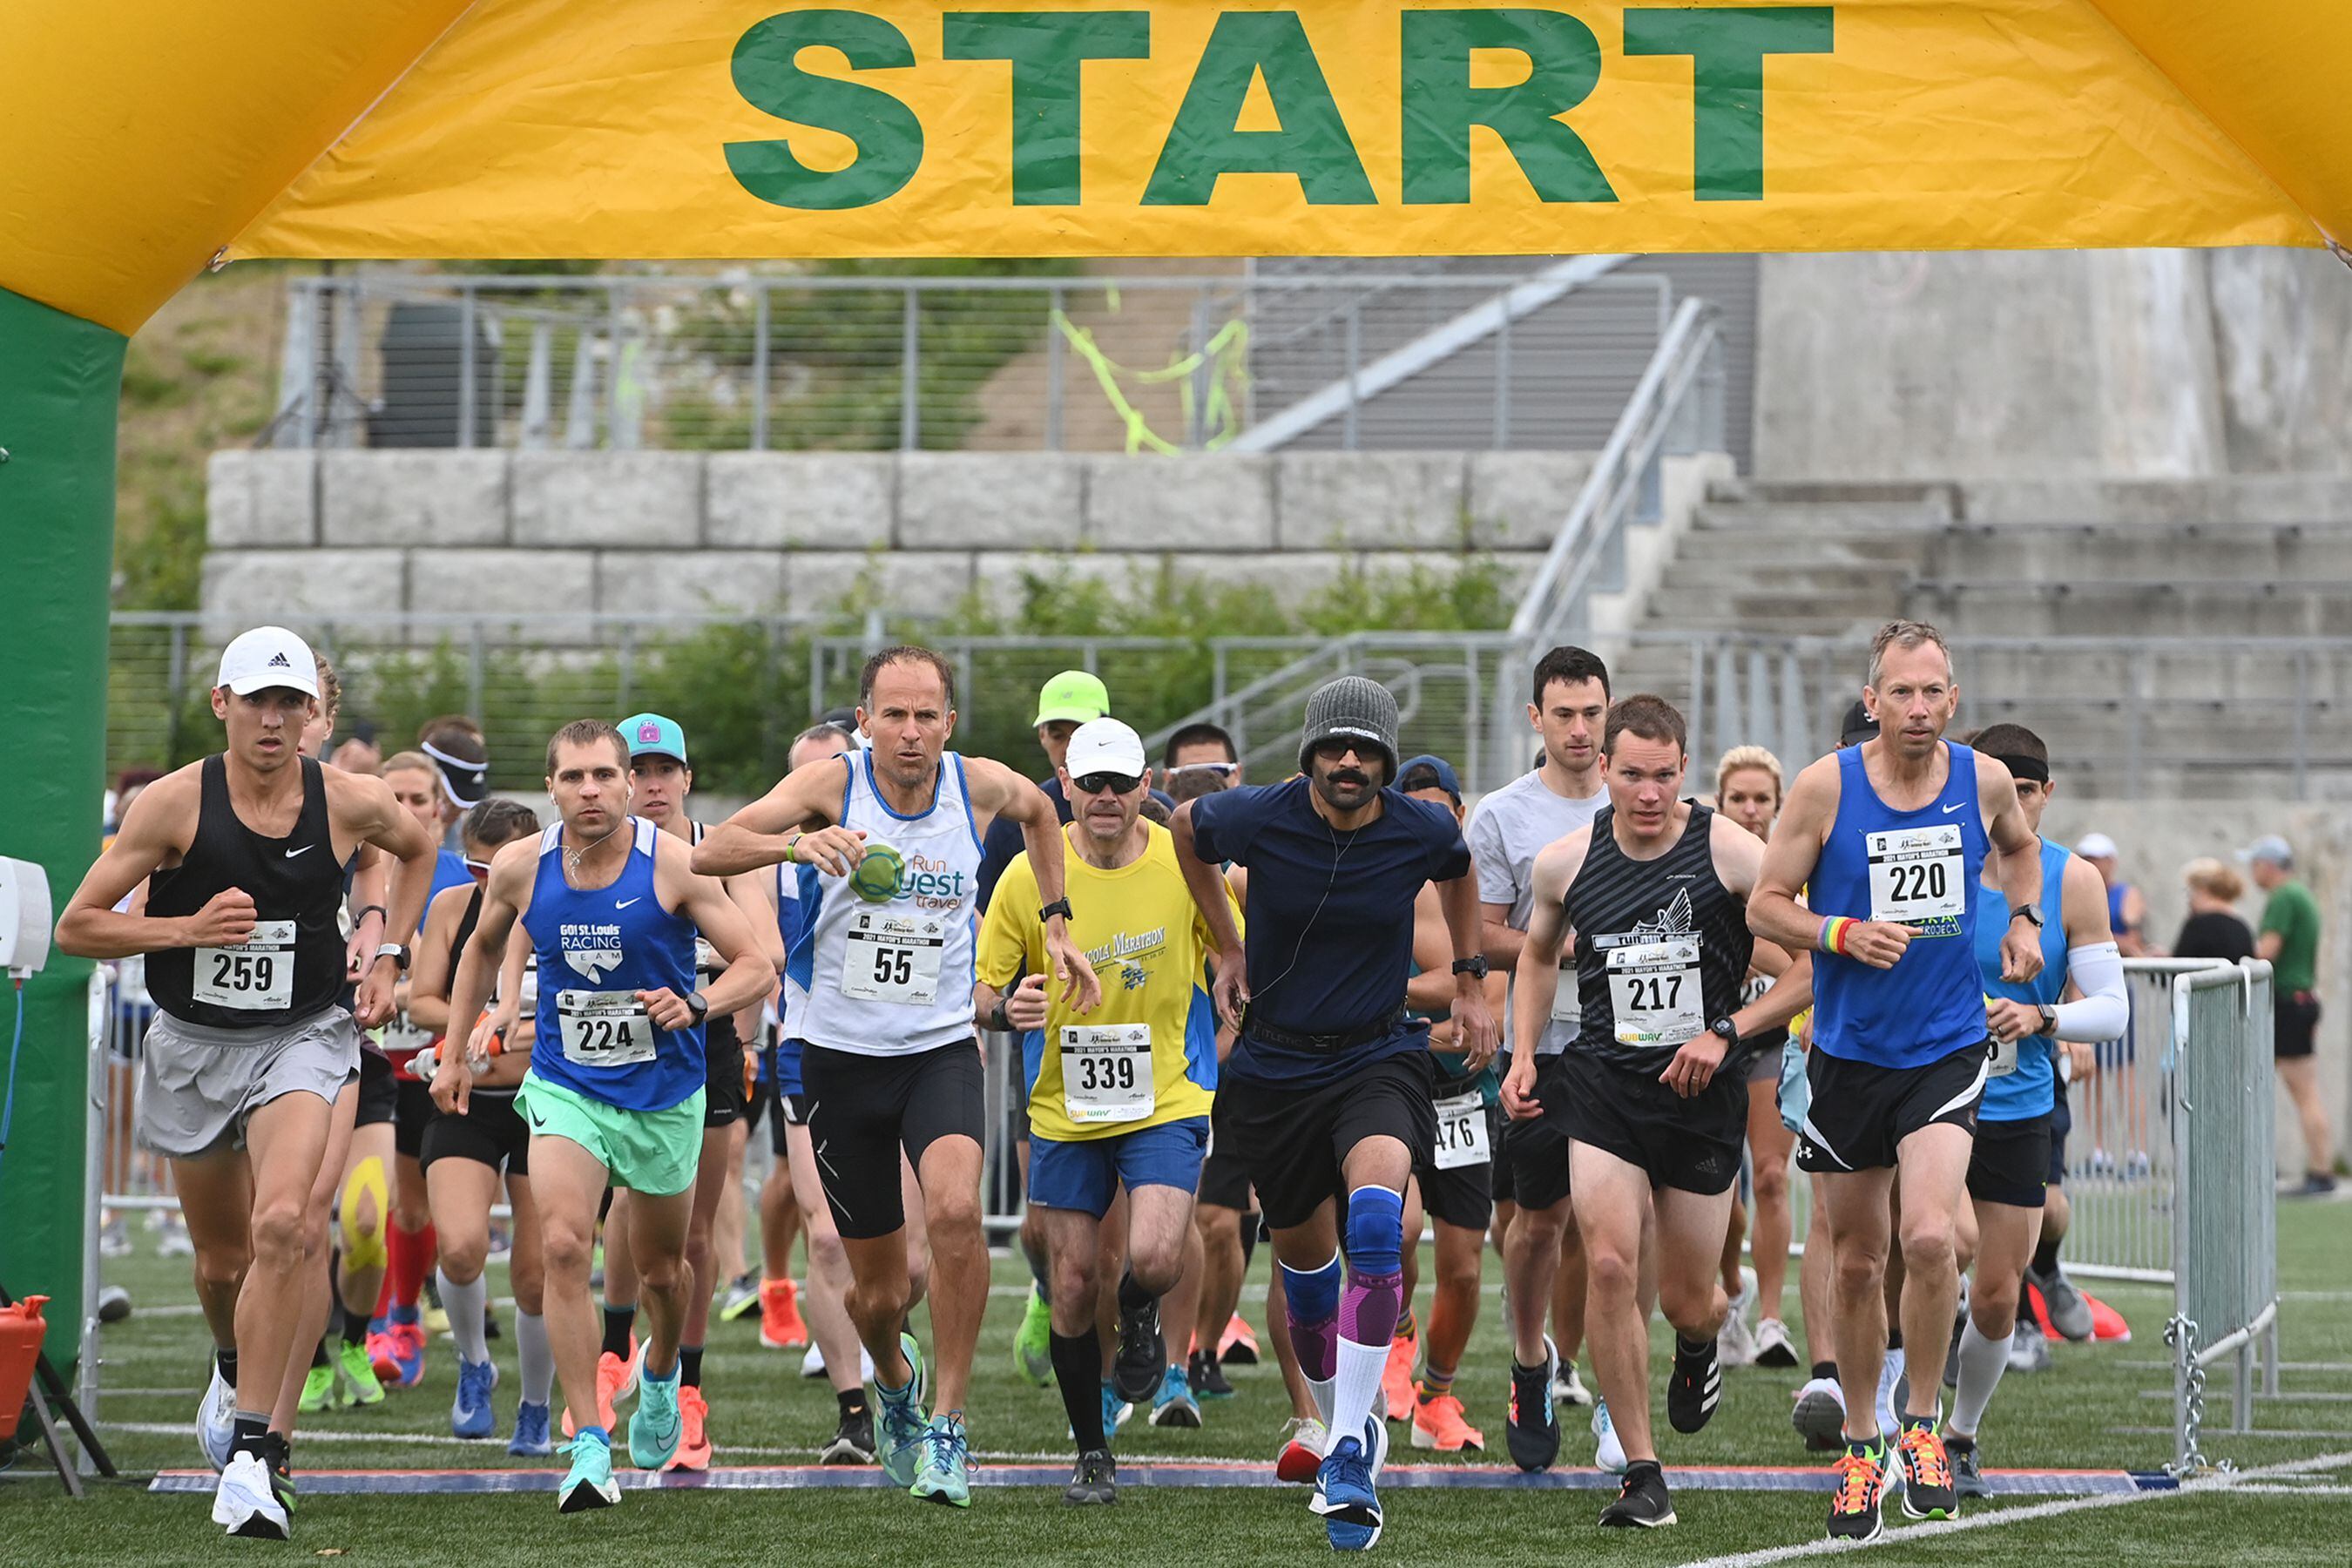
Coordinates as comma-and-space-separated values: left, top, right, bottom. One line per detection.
1451, 955, 1490, 980
2011, 903, 2044, 929
686, 990, 710, 1024
988, 998, 1014, 1034
372, 943, 409, 973
2035, 1003, 2057, 1035
1039, 897, 1073, 923
1708, 1017, 1740, 1047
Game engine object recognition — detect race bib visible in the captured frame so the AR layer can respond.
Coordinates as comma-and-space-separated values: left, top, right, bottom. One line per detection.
1987, 1031, 2019, 1078
1866, 823, 1965, 930
380, 1016, 433, 1058
193, 920, 296, 1010
556, 990, 657, 1067
1549, 954, 1582, 1028
1606, 937, 1704, 1048
1431, 1088, 1490, 1170
1060, 1024, 1153, 1125
840, 909, 944, 1007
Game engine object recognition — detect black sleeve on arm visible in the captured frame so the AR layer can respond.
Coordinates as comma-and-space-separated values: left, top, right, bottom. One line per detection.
976, 812, 1022, 912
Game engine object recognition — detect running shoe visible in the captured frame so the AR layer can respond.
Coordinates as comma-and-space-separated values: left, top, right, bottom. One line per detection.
1382, 1321, 1418, 1421
1189, 1348, 1235, 1401
1790, 1375, 1847, 1452
1591, 1396, 1627, 1474
1826, 1439, 1888, 1543
666, 1385, 713, 1471
1875, 1347, 1905, 1443
422, 1277, 449, 1337
1598, 1462, 1676, 1529
510, 1401, 555, 1457
1896, 1419, 1957, 1519
1218, 1311, 1260, 1366
558, 1430, 621, 1513
1014, 1284, 1054, 1387
1112, 1286, 1166, 1405
385, 1309, 427, 1388
1946, 1432, 1989, 1498
2008, 1321, 2052, 1373
197, 1362, 236, 1471
875, 1332, 930, 1489
563, 1338, 644, 1438
1064, 1447, 1117, 1506
909, 1413, 971, 1507
1092, 1381, 1134, 1438
299, 1362, 335, 1415
158, 1213, 196, 1257
1718, 1266, 1758, 1368
1753, 1316, 1801, 1369
99, 1218, 132, 1260
334, 1338, 385, 1407
212, 1450, 287, 1540
1276, 1416, 1328, 1484
2028, 1263, 2096, 1342
1506, 1335, 1561, 1471
760, 1278, 810, 1349
1666, 1334, 1723, 1434
717, 1271, 762, 1323
1150, 1363, 1202, 1428
366, 1322, 402, 1387
821, 1402, 876, 1464
627, 1362, 684, 1470
267, 1443, 295, 1518
451, 1355, 498, 1440
1552, 1362, 1592, 1407
1409, 1387, 1484, 1452
1310, 1416, 1387, 1552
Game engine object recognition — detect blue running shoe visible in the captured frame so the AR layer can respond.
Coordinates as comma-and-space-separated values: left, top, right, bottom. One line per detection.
1311, 1417, 1385, 1551
628, 1361, 684, 1470
909, 1414, 972, 1507
451, 1356, 498, 1440
875, 1332, 929, 1489
558, 1429, 620, 1513
510, 1400, 555, 1457
1149, 1364, 1201, 1429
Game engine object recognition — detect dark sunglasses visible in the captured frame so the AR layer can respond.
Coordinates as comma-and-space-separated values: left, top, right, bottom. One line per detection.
1071, 772, 1144, 796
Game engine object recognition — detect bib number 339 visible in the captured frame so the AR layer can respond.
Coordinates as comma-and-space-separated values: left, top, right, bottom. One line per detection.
841, 910, 945, 1007
194, 920, 296, 1010
558, 990, 657, 1067
1061, 1024, 1152, 1125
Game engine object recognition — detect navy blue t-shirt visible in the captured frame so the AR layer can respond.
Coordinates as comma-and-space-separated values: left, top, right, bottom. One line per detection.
977, 773, 1177, 910
1192, 777, 1471, 1088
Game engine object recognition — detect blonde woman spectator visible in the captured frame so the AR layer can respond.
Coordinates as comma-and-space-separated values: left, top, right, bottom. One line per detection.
2173, 859, 2255, 964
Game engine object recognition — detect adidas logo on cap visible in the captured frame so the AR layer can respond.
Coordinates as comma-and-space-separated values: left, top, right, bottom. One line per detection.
267, 652, 292, 668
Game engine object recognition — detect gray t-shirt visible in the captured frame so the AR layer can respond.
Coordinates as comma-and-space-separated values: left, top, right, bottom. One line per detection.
1467, 767, 1609, 1057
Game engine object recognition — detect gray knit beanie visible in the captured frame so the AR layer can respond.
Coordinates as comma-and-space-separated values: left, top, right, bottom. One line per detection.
1298, 676, 1401, 782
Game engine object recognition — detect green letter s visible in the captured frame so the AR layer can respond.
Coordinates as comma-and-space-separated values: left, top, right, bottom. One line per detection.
727, 10, 925, 211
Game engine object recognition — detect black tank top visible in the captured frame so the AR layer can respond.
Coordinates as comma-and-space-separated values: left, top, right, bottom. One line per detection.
147, 754, 349, 1030
1564, 801, 1754, 1074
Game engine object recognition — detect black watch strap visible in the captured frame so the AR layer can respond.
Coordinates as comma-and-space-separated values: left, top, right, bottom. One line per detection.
1038, 897, 1073, 923
1451, 955, 1488, 979
989, 998, 1013, 1034
2011, 902, 2044, 928
686, 990, 710, 1024
1710, 1017, 1740, 1044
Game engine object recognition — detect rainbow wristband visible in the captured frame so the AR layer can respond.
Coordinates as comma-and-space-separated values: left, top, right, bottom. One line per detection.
1820, 916, 1855, 956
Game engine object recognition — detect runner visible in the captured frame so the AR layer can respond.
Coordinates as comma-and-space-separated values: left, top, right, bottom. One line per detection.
405, 800, 554, 1450
56, 625, 437, 1539
694, 646, 1101, 1507
1943, 723, 2125, 1496
977, 718, 1232, 1504
1173, 676, 1497, 1552
1508, 696, 1810, 1528
1749, 621, 2046, 1540
435, 719, 774, 1512
1468, 645, 1612, 1470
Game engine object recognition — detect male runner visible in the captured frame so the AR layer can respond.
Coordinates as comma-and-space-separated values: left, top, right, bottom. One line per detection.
1945, 724, 2123, 1493
1174, 676, 1496, 1552
1468, 645, 1612, 1468
57, 625, 437, 1539
436, 720, 774, 1512
1509, 696, 1809, 1527
1750, 621, 2044, 1540
695, 646, 1100, 1507
977, 718, 1231, 1504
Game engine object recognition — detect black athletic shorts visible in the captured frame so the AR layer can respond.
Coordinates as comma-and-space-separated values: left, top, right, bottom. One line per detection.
419, 1091, 531, 1177
1215, 1050, 1436, 1233
1197, 1092, 1253, 1213
2047, 1091, 2072, 1186
2276, 990, 2321, 1061
1414, 1094, 1499, 1230
394, 1077, 436, 1159
704, 1017, 747, 1130
1504, 1052, 1579, 1213
1558, 1050, 1746, 1197
355, 1047, 398, 1129
744, 1077, 769, 1134
802, 1040, 984, 1240
1489, 1063, 1519, 1207
1967, 1113, 2051, 1208
1795, 1041, 1989, 1175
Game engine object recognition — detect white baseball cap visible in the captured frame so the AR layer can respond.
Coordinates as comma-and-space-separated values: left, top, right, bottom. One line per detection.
215, 625, 319, 699
2073, 832, 2119, 861
1064, 718, 1147, 781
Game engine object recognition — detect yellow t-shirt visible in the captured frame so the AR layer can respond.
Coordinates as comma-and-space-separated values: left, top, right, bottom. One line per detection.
978, 821, 1236, 1143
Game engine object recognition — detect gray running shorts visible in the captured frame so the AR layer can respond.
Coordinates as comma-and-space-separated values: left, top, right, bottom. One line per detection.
139, 1006, 361, 1159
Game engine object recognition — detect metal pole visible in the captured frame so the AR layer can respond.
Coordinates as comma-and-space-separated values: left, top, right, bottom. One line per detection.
1493, 304, 1513, 449
78, 968, 106, 1459
2291, 646, 2310, 801
1046, 286, 1065, 452
457, 284, 477, 449
166, 620, 188, 765
468, 621, 487, 725
751, 285, 772, 453
901, 287, 921, 451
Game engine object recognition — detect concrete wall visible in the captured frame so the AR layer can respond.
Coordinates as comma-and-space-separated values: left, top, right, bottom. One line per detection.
1754, 248, 2352, 482
205, 449, 1611, 628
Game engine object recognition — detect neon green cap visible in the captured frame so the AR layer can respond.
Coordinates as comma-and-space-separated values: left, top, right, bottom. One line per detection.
1032, 670, 1110, 728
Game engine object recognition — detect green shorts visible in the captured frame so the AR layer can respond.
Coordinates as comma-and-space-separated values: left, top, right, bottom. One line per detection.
513, 1071, 706, 1197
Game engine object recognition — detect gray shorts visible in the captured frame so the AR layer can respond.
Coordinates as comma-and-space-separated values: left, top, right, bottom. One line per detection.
139, 1006, 361, 1159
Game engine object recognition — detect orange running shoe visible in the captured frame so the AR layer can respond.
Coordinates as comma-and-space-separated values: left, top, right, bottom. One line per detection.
562, 1337, 643, 1438
1409, 1389, 1484, 1452
1382, 1327, 1417, 1421
760, 1278, 809, 1350
1220, 1312, 1260, 1366
665, 1386, 713, 1471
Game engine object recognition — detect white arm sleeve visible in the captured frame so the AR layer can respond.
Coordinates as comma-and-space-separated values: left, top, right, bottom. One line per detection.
2050, 941, 2127, 1042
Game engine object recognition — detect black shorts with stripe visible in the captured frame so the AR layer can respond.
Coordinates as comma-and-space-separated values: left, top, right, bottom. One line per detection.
1794, 1041, 1989, 1175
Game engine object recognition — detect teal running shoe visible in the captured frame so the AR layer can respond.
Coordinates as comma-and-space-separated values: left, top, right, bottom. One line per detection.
628, 1362, 684, 1470
1149, 1363, 1201, 1429
876, 1332, 930, 1489
558, 1429, 620, 1513
909, 1414, 972, 1508
1014, 1285, 1053, 1387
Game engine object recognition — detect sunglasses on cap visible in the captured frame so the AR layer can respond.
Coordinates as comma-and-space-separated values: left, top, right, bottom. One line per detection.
1071, 771, 1144, 796
1166, 760, 1237, 779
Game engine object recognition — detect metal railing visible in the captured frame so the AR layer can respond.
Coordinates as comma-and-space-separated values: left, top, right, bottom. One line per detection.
267, 268, 1680, 456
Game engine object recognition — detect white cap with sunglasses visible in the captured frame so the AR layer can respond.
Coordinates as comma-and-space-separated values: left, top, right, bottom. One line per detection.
1064, 718, 1147, 784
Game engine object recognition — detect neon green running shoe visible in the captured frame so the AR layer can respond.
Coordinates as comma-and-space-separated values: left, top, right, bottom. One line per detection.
1014, 1284, 1053, 1388
875, 1332, 929, 1489
298, 1363, 335, 1415
909, 1414, 971, 1508
334, 1339, 385, 1407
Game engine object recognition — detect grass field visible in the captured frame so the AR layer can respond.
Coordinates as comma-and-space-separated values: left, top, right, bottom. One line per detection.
5, 1198, 2347, 1565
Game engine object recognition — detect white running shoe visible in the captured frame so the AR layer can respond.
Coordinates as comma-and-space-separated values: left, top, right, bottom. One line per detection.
1590, 1396, 1628, 1474
1718, 1267, 1759, 1367
1753, 1316, 1800, 1368
198, 1362, 236, 1471
801, 1341, 876, 1382
1790, 1375, 1846, 1452
1551, 1362, 1592, 1408
211, 1451, 287, 1539
2007, 1320, 2052, 1374
1875, 1347, 1904, 1442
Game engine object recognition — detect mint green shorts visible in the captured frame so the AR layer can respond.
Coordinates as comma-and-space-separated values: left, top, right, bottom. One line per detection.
513, 1072, 706, 1197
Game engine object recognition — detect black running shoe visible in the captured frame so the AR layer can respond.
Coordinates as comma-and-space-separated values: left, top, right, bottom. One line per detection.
1827, 1441, 1887, 1542
1947, 1433, 1990, 1499
1896, 1419, 1959, 1520
1598, 1463, 1676, 1528
1666, 1335, 1722, 1436
820, 1404, 876, 1464
1189, 1348, 1234, 1400
1064, 1448, 1118, 1506
1505, 1346, 1560, 1472
1112, 1293, 1166, 1405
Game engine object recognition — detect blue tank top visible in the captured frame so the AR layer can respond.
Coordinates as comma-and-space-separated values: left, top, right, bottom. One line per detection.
1813, 741, 1990, 1070
1977, 838, 2072, 1122
524, 817, 704, 1112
